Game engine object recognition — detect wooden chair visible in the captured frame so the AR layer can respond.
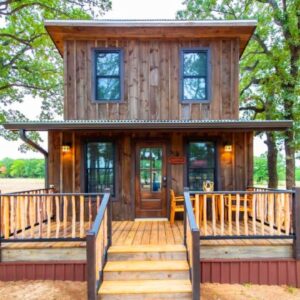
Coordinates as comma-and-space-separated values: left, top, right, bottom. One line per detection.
170, 189, 195, 225
224, 188, 253, 220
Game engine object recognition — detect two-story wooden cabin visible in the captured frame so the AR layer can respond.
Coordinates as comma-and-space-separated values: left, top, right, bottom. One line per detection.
2, 20, 298, 300
6, 20, 290, 220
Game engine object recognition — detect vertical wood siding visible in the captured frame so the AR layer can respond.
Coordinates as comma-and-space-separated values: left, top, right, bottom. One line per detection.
64, 38, 240, 121
48, 131, 253, 220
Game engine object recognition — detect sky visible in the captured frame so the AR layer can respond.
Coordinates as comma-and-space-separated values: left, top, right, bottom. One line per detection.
0, 0, 268, 159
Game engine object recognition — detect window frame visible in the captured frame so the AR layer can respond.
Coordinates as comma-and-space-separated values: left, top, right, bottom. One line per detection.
186, 140, 217, 191
179, 48, 211, 103
84, 140, 117, 197
92, 48, 124, 102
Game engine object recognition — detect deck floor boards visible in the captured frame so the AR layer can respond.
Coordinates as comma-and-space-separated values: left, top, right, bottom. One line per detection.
1, 220, 293, 250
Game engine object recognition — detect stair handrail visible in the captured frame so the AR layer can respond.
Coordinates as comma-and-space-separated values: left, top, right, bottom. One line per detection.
86, 189, 112, 300
184, 187, 200, 300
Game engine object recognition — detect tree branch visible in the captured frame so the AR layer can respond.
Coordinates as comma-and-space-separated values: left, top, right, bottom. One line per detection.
0, 1, 69, 16
240, 78, 262, 96
239, 105, 265, 113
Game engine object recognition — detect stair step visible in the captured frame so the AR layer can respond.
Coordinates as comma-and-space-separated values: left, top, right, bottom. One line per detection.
98, 279, 192, 300
105, 260, 189, 272
107, 244, 186, 261
108, 245, 186, 253
103, 260, 190, 280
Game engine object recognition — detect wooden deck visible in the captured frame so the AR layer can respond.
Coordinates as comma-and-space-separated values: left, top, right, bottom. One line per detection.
0, 220, 293, 261
112, 220, 183, 245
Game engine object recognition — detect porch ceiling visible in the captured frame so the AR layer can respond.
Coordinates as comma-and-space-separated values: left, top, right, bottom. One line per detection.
3, 119, 292, 132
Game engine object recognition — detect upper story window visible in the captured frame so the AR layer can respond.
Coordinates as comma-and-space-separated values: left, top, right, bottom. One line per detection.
180, 49, 209, 101
94, 49, 123, 101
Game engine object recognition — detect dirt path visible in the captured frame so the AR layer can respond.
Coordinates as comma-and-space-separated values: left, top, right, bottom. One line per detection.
0, 178, 44, 193
0, 281, 300, 299
0, 281, 86, 300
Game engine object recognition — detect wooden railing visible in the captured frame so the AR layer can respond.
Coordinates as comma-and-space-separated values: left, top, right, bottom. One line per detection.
0, 192, 103, 242
183, 188, 200, 300
86, 190, 112, 300
9, 188, 55, 195
189, 189, 295, 240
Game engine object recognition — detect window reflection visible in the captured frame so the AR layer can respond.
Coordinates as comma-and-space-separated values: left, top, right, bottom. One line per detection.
97, 53, 120, 76
86, 142, 114, 194
183, 52, 206, 76
188, 142, 215, 191
95, 50, 121, 101
183, 78, 206, 100
182, 50, 208, 101
140, 148, 162, 192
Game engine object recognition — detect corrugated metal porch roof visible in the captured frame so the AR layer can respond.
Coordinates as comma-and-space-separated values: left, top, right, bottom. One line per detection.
3, 119, 292, 131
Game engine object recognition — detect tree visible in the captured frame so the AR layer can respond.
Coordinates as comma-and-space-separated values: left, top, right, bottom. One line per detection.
0, 0, 111, 141
254, 153, 268, 184
177, 0, 300, 189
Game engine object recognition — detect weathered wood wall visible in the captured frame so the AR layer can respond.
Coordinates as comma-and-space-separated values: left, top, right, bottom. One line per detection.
48, 130, 253, 220
64, 38, 239, 121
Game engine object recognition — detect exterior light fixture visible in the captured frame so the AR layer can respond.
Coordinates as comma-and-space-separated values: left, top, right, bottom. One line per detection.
224, 144, 232, 152
62, 144, 71, 153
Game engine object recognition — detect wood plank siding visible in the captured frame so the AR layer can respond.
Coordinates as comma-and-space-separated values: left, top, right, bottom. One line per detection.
63, 38, 240, 121
48, 130, 253, 220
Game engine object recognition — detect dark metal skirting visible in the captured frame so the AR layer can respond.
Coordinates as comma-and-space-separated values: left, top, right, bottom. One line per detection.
201, 259, 300, 287
0, 261, 86, 281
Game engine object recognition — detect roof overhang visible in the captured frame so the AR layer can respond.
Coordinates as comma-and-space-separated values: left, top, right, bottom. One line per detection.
3, 120, 292, 132
44, 19, 257, 57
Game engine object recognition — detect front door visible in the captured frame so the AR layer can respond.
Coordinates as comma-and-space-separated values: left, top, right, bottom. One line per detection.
135, 142, 167, 218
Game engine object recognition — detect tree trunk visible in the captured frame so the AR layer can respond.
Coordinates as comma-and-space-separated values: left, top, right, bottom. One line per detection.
265, 132, 278, 188
284, 129, 295, 189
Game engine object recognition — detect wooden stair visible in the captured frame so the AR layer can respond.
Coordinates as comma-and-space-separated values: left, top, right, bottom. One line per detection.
98, 245, 192, 300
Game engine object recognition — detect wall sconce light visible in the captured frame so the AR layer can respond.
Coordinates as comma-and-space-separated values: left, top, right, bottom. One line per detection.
224, 144, 232, 152
62, 144, 71, 153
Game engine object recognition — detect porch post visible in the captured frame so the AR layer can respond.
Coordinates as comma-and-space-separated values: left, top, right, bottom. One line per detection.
183, 187, 189, 246
293, 188, 300, 259
86, 231, 97, 300
104, 188, 112, 247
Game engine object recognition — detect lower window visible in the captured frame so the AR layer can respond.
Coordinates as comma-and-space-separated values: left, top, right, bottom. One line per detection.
187, 141, 216, 191
85, 142, 115, 194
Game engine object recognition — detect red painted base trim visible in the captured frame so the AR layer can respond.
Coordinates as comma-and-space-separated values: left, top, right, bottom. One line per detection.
201, 259, 300, 287
2, 259, 300, 287
0, 261, 87, 281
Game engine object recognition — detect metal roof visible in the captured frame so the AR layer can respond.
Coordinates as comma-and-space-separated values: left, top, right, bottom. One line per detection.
3, 119, 292, 131
44, 19, 257, 27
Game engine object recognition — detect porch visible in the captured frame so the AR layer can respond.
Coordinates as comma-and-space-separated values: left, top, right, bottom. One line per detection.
1, 187, 299, 300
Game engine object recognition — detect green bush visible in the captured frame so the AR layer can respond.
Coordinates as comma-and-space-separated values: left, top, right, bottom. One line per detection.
0, 158, 45, 178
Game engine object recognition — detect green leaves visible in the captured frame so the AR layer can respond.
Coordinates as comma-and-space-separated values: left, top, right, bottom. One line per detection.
0, 157, 45, 178
0, 0, 112, 139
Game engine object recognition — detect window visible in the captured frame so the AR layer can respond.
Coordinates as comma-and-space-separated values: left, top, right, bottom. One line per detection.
187, 142, 216, 190
85, 142, 115, 194
94, 50, 122, 101
181, 49, 209, 101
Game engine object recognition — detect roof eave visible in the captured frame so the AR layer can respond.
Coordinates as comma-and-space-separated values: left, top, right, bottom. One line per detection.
44, 19, 257, 28
3, 120, 292, 132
